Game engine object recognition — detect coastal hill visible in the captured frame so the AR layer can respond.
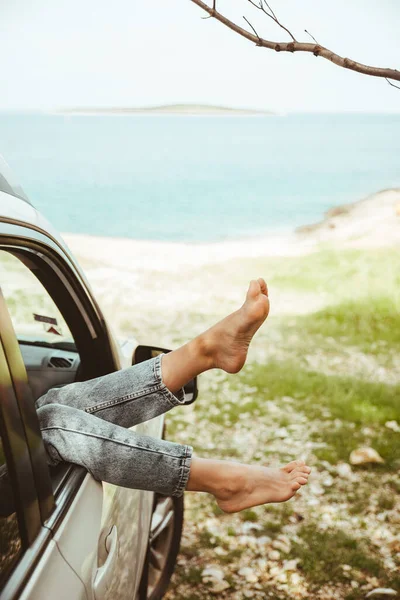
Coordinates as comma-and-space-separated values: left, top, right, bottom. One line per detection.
57, 103, 275, 116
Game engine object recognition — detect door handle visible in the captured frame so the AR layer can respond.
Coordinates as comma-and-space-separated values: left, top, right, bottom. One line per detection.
93, 526, 119, 599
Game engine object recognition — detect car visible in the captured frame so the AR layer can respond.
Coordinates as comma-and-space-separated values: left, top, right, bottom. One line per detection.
0, 155, 198, 600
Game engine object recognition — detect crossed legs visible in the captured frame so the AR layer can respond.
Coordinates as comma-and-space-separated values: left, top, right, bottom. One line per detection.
38, 278, 310, 513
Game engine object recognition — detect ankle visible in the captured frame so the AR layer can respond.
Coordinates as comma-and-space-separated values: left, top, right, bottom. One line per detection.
191, 332, 216, 371
187, 458, 248, 497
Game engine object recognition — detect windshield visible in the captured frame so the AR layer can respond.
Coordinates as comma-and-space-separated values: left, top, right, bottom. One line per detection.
0, 155, 30, 203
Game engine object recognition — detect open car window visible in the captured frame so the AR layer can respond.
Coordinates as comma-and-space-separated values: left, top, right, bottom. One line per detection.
0, 250, 73, 348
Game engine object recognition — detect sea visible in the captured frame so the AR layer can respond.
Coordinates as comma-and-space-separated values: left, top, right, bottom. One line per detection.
0, 112, 399, 242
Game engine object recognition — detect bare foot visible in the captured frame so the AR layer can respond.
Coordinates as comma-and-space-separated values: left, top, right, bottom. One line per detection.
215, 459, 311, 514
200, 278, 270, 374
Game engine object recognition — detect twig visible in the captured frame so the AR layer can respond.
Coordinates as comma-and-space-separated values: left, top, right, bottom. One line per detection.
304, 29, 319, 45
190, 0, 400, 83
243, 16, 261, 44
248, 0, 297, 42
386, 78, 400, 89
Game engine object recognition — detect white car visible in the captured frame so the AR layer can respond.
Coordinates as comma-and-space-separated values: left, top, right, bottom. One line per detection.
0, 156, 198, 600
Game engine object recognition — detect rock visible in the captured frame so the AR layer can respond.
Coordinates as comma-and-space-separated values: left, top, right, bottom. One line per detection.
283, 559, 299, 571
241, 521, 264, 534
350, 447, 385, 465
238, 566, 258, 583
385, 420, 400, 433
290, 572, 301, 586
275, 427, 289, 438
272, 538, 291, 554
257, 535, 272, 545
202, 565, 230, 594
202, 566, 225, 580
336, 463, 353, 478
365, 588, 398, 598
209, 580, 230, 593
322, 474, 334, 487
268, 550, 281, 561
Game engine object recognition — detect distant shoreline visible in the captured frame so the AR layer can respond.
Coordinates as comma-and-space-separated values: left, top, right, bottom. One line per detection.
62, 189, 400, 272
55, 103, 276, 117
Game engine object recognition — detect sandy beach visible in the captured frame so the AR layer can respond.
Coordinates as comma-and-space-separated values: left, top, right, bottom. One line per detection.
64, 188, 400, 270
63, 188, 400, 340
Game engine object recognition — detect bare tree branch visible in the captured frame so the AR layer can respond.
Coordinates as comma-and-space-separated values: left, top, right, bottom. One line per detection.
191, 0, 400, 83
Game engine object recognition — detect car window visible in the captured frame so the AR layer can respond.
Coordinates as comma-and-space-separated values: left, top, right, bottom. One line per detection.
0, 432, 22, 585
0, 250, 73, 347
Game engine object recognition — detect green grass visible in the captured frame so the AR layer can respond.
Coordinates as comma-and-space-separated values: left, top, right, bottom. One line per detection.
245, 361, 399, 425
295, 296, 400, 351
292, 523, 386, 586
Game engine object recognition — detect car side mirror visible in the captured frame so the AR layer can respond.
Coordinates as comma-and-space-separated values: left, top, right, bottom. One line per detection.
133, 345, 198, 405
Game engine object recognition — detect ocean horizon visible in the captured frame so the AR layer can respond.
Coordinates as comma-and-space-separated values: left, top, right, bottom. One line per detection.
0, 112, 399, 242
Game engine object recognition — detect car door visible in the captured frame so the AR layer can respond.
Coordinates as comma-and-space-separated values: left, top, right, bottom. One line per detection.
0, 225, 154, 600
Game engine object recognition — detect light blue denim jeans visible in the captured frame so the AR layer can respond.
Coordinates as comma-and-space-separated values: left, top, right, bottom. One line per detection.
36, 355, 193, 497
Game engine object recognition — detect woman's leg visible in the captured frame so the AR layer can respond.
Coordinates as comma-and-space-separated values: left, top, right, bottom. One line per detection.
36, 279, 270, 428
38, 403, 310, 511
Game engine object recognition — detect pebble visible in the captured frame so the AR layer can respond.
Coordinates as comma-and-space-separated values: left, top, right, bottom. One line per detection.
283, 559, 299, 571
385, 420, 400, 432
272, 539, 291, 554
336, 463, 353, 478
268, 550, 281, 561
238, 566, 259, 583
202, 566, 225, 580
209, 580, 230, 593
350, 447, 385, 465
365, 588, 398, 598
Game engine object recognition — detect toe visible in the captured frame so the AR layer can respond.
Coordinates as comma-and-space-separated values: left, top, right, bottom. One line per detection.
283, 460, 305, 473
258, 278, 268, 296
291, 481, 301, 492
296, 477, 308, 485
247, 279, 261, 300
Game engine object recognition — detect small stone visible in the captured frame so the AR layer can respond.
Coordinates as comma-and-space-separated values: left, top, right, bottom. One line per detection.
275, 427, 289, 438
257, 535, 272, 545
257, 558, 267, 570
365, 588, 398, 598
322, 474, 334, 487
209, 580, 230, 593
350, 447, 385, 465
290, 572, 301, 585
342, 564, 352, 572
214, 546, 227, 556
238, 566, 258, 583
277, 572, 287, 583
385, 420, 400, 433
268, 550, 281, 561
283, 559, 299, 571
336, 463, 352, 478
272, 539, 290, 553
202, 566, 225, 580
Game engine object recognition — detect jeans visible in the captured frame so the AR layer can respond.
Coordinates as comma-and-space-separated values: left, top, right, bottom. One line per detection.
36, 355, 193, 497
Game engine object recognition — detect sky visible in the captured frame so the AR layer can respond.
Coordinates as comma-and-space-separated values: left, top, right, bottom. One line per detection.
1, 0, 399, 112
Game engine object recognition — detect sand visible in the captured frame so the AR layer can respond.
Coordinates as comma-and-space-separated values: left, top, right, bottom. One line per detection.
63, 188, 400, 273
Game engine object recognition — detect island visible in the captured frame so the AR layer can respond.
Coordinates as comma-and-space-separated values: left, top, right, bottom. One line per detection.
56, 103, 276, 116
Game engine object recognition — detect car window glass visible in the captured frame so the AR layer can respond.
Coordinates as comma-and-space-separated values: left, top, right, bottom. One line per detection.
0, 432, 22, 585
0, 250, 73, 346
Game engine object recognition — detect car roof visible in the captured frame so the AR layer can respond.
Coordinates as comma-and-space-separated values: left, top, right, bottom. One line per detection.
0, 189, 73, 256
